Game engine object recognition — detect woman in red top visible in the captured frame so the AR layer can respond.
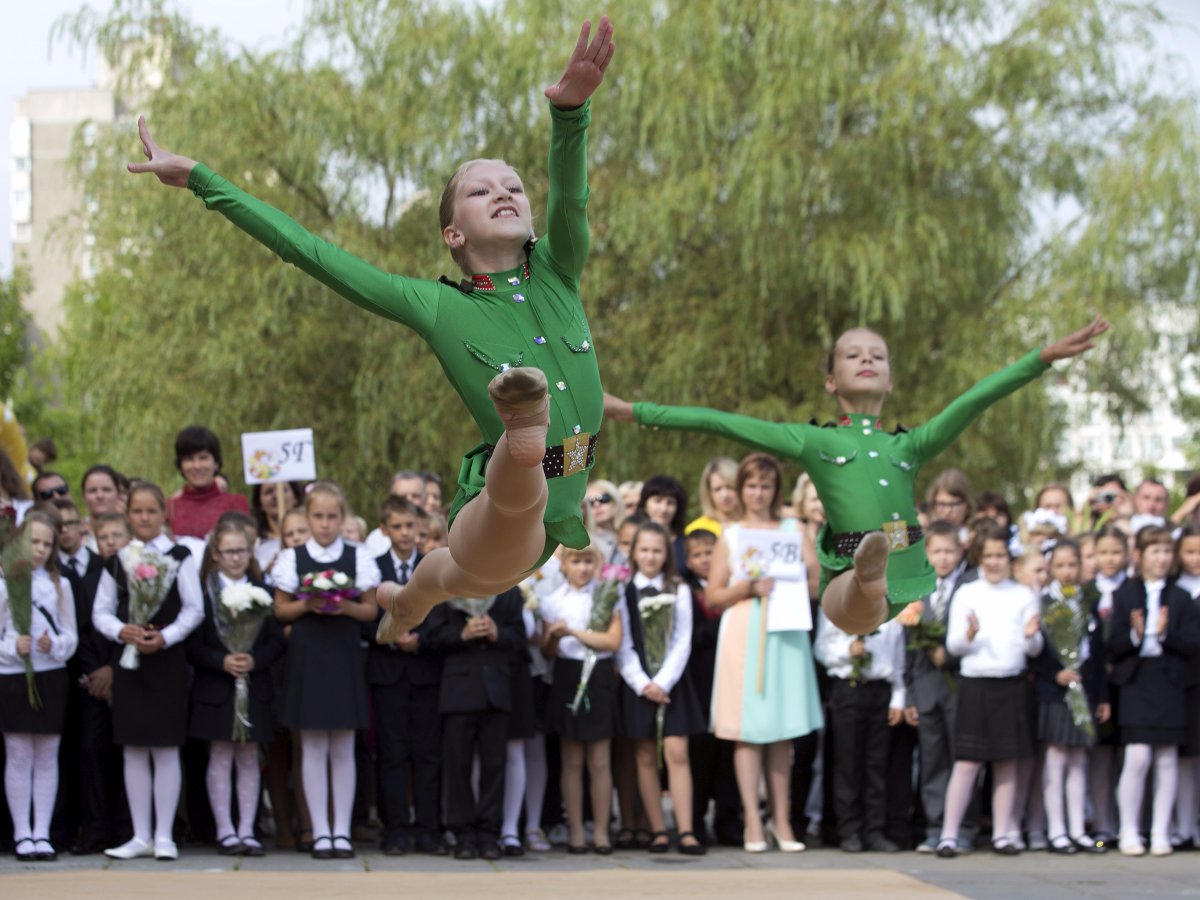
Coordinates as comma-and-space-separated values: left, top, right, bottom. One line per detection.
166, 426, 249, 539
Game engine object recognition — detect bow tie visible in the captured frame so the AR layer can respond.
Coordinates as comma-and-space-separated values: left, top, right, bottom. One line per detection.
637, 585, 661, 599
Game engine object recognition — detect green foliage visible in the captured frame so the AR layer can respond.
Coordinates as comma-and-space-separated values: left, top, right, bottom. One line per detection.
52, 0, 1200, 516
0, 270, 32, 400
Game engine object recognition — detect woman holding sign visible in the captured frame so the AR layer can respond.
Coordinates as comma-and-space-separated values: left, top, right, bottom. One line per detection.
705, 454, 823, 853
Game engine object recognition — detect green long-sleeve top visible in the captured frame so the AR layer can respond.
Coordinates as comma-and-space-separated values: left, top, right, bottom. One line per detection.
634, 349, 1051, 614
188, 102, 602, 567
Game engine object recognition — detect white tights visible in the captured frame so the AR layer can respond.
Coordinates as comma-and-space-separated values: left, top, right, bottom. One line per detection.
207, 741, 261, 840
1042, 744, 1088, 840
1175, 756, 1200, 843
124, 745, 182, 843
1118, 743, 1177, 845
300, 729, 355, 840
940, 759, 1017, 845
501, 736, 548, 838
3, 733, 60, 841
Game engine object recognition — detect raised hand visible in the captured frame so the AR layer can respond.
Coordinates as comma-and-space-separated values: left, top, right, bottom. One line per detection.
1156, 605, 1169, 637
544, 16, 616, 109
1131, 608, 1145, 641
966, 612, 979, 642
126, 115, 197, 188
1040, 315, 1111, 364
1024, 613, 1041, 639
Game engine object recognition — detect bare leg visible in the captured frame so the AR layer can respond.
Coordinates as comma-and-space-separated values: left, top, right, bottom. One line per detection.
378, 368, 550, 639
663, 736, 698, 845
561, 738, 586, 848
586, 739, 613, 850
765, 740, 797, 843
634, 740, 667, 842
734, 742, 764, 845
820, 533, 890, 635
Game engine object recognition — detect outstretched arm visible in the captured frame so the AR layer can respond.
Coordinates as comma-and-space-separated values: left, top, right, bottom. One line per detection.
127, 117, 438, 336
540, 17, 616, 281
910, 316, 1110, 463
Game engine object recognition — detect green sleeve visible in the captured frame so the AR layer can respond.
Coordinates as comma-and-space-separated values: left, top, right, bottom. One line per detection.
187, 164, 439, 337
633, 402, 807, 460
540, 101, 591, 283
908, 349, 1050, 463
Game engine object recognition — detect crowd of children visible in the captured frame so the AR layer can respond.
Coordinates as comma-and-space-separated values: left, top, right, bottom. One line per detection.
2, 423, 1199, 865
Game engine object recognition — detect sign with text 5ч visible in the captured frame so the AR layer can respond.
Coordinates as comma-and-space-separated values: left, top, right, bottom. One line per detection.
241, 429, 316, 485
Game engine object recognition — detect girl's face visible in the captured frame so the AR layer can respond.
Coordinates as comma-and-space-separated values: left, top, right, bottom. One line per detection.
83, 473, 120, 517
616, 521, 638, 560
980, 505, 1010, 528
621, 488, 641, 518
740, 472, 777, 518
586, 486, 617, 526
444, 161, 532, 257
1078, 539, 1096, 583
216, 531, 251, 580
29, 521, 55, 568
932, 490, 969, 526
1137, 542, 1174, 581
306, 493, 344, 546
127, 491, 165, 542
96, 522, 131, 559
644, 495, 678, 530
708, 473, 738, 516
180, 450, 218, 490
1050, 549, 1081, 588
1038, 488, 1071, 515
562, 551, 598, 590
1179, 536, 1200, 577
801, 481, 825, 525
422, 527, 448, 552
1014, 554, 1048, 590
825, 329, 893, 403
1094, 535, 1127, 579
282, 513, 310, 548
632, 532, 668, 579
979, 539, 1012, 584
341, 519, 365, 543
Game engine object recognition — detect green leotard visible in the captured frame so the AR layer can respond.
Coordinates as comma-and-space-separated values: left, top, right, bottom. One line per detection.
188, 102, 602, 568
634, 349, 1050, 617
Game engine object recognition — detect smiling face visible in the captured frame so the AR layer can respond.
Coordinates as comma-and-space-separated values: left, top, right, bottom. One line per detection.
441, 160, 533, 269
645, 495, 678, 530
979, 539, 1012, 585
825, 328, 893, 409
180, 450, 218, 490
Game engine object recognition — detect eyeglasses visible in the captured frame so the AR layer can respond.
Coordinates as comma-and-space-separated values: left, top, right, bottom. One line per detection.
588, 494, 614, 506
59, 520, 82, 530
37, 485, 70, 500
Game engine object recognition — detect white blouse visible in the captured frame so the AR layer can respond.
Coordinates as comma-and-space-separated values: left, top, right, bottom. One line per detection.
0, 567, 79, 674
271, 537, 381, 594
814, 613, 906, 709
540, 581, 617, 662
946, 577, 1043, 678
1177, 573, 1200, 600
616, 572, 694, 694
1135, 579, 1166, 658
93, 533, 204, 649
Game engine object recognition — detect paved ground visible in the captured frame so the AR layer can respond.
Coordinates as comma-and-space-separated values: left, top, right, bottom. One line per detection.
2, 845, 1198, 898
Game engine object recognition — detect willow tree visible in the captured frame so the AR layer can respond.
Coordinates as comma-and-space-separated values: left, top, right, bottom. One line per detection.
54, 0, 1200, 513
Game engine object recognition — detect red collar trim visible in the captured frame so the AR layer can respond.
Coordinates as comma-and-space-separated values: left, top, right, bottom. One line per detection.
470, 262, 530, 293
838, 415, 883, 430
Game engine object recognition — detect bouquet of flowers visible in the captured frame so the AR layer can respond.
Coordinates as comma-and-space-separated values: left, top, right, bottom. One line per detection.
569, 562, 628, 715
1041, 582, 1095, 741
117, 541, 181, 670
296, 568, 359, 612
0, 516, 40, 709
211, 576, 275, 742
638, 591, 676, 762
900, 598, 954, 690
848, 636, 874, 687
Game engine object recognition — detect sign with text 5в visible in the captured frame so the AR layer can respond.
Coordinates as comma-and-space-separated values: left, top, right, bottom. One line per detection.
735, 528, 812, 632
241, 429, 316, 485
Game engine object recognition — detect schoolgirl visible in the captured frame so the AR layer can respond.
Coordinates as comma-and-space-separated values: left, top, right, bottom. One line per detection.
1171, 524, 1200, 849
0, 509, 78, 861
187, 515, 285, 856
94, 481, 204, 860
272, 480, 380, 860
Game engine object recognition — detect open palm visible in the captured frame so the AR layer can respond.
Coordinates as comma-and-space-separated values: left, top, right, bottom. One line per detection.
544, 16, 616, 109
126, 115, 197, 188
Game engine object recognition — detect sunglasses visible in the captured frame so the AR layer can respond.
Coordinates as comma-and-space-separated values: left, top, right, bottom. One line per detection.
587, 494, 614, 506
38, 485, 70, 500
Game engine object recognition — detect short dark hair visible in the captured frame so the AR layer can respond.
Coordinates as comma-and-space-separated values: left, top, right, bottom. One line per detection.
1092, 473, 1127, 491
967, 521, 1011, 568
977, 490, 1013, 520
33, 470, 69, 496
637, 475, 689, 535
174, 425, 223, 473
925, 519, 960, 541
30, 437, 58, 464
80, 463, 121, 495
49, 497, 80, 517
379, 495, 425, 523
684, 528, 718, 548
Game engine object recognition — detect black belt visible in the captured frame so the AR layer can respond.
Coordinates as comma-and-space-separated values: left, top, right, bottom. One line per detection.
832, 526, 923, 557
485, 431, 599, 479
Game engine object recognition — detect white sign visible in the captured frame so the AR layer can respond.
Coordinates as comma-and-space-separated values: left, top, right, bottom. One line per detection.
240, 429, 316, 485
734, 527, 812, 632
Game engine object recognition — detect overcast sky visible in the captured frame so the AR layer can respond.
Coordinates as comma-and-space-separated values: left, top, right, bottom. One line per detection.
2, 0, 1198, 276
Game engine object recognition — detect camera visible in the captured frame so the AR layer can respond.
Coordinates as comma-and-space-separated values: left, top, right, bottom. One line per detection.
1095, 490, 1118, 505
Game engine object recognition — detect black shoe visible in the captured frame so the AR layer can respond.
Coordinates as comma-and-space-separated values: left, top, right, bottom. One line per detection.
992, 840, 1020, 856
840, 835, 864, 853
480, 844, 502, 861
239, 837, 265, 858
14, 838, 36, 862
217, 834, 244, 856
381, 835, 408, 856
416, 835, 449, 856
310, 836, 333, 860
936, 839, 958, 859
593, 843, 614, 856
454, 844, 478, 860
1048, 836, 1079, 855
867, 836, 900, 853
614, 828, 636, 850
648, 831, 671, 854
677, 832, 707, 856
331, 836, 355, 859
567, 844, 590, 855
803, 829, 824, 849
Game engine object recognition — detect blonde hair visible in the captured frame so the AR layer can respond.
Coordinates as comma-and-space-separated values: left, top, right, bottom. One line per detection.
439, 158, 527, 274
697, 458, 740, 521
304, 480, 347, 515
586, 478, 624, 531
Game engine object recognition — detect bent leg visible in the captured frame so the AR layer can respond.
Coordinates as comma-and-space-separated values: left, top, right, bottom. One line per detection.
820, 533, 890, 635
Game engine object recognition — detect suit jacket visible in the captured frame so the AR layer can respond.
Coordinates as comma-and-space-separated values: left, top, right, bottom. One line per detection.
903, 565, 976, 713
424, 588, 524, 715
366, 550, 444, 687
1107, 577, 1200, 688
186, 577, 286, 706
1030, 594, 1109, 706
62, 547, 112, 676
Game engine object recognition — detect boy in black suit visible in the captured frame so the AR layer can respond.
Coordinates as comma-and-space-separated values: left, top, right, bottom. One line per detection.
423, 587, 524, 861
369, 497, 446, 855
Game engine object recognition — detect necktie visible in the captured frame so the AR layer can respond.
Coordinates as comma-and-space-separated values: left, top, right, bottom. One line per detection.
932, 580, 949, 623
399, 561, 410, 585
69, 557, 81, 577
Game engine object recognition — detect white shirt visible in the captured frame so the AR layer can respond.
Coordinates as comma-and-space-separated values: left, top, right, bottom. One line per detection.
1095, 572, 1127, 616
1135, 579, 1166, 658
254, 537, 281, 575
814, 612, 906, 709
59, 546, 91, 579
0, 567, 79, 673
389, 549, 419, 583
364, 527, 392, 559
271, 537, 382, 594
1177, 573, 1200, 600
540, 580, 615, 662
946, 577, 1043, 677
616, 572, 694, 694
93, 533, 205, 649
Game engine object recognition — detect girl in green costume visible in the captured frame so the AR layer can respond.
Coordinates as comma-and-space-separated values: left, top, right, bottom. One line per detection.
605, 317, 1109, 635
128, 17, 616, 640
